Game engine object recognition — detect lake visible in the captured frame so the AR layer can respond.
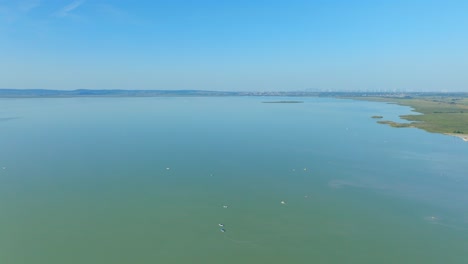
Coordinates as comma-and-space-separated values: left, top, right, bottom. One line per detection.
0, 97, 467, 263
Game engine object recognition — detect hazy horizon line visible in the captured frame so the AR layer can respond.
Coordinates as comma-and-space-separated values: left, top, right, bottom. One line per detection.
1, 88, 467, 93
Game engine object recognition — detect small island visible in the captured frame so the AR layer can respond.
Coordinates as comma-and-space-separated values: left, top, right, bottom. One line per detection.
377, 120, 412, 128
262, 101, 304, 104
371, 115, 383, 119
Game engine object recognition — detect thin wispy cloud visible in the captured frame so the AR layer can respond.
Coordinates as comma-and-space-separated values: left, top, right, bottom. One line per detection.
0, 0, 40, 24
97, 3, 143, 25
18, 0, 41, 12
56, 0, 85, 17
98, 3, 125, 17
0, 5, 19, 24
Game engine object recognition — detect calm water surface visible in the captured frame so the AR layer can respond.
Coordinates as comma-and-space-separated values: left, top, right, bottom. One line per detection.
0, 97, 467, 263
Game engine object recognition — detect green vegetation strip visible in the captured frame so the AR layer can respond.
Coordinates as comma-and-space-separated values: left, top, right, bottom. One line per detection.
346, 96, 468, 137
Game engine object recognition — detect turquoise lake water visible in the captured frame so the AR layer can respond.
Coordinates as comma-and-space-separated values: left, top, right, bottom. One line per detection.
0, 97, 467, 263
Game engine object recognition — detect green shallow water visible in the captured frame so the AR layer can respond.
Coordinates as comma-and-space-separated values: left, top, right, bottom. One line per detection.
0, 97, 467, 263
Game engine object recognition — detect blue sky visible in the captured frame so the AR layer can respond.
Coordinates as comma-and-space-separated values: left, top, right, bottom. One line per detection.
1, 0, 467, 91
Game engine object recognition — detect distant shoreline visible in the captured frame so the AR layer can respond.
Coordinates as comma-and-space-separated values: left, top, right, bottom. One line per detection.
2, 89, 468, 142
0, 89, 467, 98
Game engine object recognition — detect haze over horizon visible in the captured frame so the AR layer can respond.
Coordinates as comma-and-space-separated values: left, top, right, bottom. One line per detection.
1, 0, 468, 91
